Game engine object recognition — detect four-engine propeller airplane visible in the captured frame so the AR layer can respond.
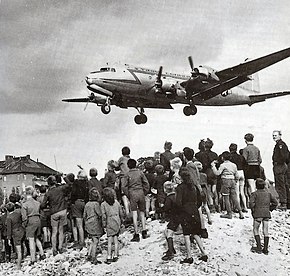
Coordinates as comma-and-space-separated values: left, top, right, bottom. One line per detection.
63, 47, 290, 124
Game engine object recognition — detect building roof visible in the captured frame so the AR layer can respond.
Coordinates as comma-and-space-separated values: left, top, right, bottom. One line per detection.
1, 155, 57, 175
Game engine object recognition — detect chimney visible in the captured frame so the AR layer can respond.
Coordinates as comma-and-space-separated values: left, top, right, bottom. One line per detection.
5, 155, 14, 165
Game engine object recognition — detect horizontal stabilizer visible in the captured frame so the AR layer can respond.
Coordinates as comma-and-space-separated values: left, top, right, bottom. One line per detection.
249, 91, 290, 103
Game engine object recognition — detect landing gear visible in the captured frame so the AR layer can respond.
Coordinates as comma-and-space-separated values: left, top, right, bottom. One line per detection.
101, 104, 111, 114
134, 107, 148, 124
183, 105, 197, 116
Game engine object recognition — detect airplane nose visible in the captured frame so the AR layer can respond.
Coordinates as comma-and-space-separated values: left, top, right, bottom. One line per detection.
85, 76, 92, 85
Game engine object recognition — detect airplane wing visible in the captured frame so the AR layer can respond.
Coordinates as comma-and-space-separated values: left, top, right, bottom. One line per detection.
62, 94, 107, 105
249, 91, 290, 104
62, 98, 91, 103
189, 47, 290, 101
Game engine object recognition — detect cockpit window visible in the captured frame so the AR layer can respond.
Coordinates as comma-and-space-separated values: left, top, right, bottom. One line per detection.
90, 67, 116, 74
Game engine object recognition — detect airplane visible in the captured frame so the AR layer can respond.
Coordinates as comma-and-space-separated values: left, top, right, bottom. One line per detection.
63, 47, 290, 124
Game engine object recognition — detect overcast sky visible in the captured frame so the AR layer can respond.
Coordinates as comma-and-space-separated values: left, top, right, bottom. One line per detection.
1, 0, 290, 179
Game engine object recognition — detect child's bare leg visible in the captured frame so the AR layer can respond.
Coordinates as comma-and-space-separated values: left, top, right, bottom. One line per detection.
107, 236, 113, 260
35, 238, 44, 256
184, 235, 191, 258
113, 236, 119, 257
122, 195, 130, 216
203, 203, 212, 224
140, 211, 146, 231
132, 211, 138, 234
262, 221, 269, 237
15, 245, 22, 269
28, 238, 36, 263
193, 235, 206, 256
91, 237, 97, 259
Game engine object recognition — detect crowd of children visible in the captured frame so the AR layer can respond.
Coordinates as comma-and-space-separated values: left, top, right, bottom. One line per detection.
0, 133, 288, 269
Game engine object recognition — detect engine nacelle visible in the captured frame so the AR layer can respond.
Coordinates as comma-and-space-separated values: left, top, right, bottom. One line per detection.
155, 77, 177, 94
196, 65, 219, 82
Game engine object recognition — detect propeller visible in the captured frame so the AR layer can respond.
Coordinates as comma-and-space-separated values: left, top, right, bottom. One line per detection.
155, 66, 163, 88
188, 56, 199, 76
84, 93, 95, 111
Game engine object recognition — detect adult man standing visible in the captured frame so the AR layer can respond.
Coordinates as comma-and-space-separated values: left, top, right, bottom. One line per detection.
272, 130, 289, 210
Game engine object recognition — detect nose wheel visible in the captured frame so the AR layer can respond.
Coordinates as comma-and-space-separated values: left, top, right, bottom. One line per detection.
101, 104, 111, 114
134, 107, 147, 124
183, 105, 197, 116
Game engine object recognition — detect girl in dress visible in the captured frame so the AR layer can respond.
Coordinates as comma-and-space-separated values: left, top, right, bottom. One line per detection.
83, 188, 103, 264
101, 188, 123, 264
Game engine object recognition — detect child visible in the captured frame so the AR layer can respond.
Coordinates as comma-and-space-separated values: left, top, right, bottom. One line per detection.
101, 188, 123, 264
211, 151, 244, 219
143, 160, 156, 219
21, 186, 45, 265
88, 168, 103, 199
161, 181, 179, 261
36, 185, 51, 249
6, 202, 25, 269
122, 159, 150, 241
249, 178, 278, 254
83, 188, 103, 264
176, 168, 208, 264
155, 164, 168, 222
170, 157, 182, 187
103, 160, 118, 190
194, 161, 212, 225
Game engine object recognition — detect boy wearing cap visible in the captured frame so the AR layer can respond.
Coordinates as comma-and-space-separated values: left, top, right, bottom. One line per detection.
122, 159, 150, 242
249, 178, 278, 254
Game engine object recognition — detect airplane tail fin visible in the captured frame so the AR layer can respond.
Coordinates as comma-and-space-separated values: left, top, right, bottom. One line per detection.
241, 73, 260, 93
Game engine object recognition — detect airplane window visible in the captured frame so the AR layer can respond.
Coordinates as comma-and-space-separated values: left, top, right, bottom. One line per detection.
111, 68, 116, 72
100, 67, 110, 72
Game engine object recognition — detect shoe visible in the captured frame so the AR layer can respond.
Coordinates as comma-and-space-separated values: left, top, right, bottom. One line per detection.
92, 258, 102, 264
239, 215, 245, 219
220, 214, 232, 219
242, 209, 248, 213
131, 233, 140, 242
39, 254, 46, 261
208, 220, 213, 225
29, 261, 36, 266
58, 248, 67, 254
180, 257, 193, 264
262, 248, 269, 255
198, 255, 208, 262
251, 246, 262, 254
53, 250, 58, 256
105, 258, 112, 264
200, 228, 208, 239
162, 253, 174, 261
141, 230, 149, 239
112, 256, 118, 262
86, 255, 92, 262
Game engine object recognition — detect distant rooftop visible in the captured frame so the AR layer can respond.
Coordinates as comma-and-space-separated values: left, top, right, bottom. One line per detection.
0, 155, 57, 175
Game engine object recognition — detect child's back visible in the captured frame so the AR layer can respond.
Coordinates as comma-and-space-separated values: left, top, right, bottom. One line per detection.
84, 201, 103, 237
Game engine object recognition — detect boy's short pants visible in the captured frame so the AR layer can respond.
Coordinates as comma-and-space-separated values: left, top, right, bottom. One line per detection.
71, 199, 85, 218
51, 209, 67, 227
254, 217, 270, 222
129, 190, 145, 212
244, 165, 260, 180
220, 178, 237, 196
12, 228, 25, 246
167, 216, 181, 232
26, 216, 41, 238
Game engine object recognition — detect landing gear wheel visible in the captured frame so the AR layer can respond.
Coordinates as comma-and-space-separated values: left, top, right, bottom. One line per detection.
101, 104, 111, 114
183, 105, 197, 116
134, 114, 148, 124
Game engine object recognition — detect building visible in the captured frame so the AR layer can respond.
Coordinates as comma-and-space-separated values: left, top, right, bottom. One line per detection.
0, 155, 57, 198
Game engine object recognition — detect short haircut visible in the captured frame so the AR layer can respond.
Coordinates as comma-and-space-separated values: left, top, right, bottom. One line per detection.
25, 186, 35, 196
183, 147, 194, 161
164, 141, 172, 150
205, 138, 214, 149
89, 187, 100, 201
255, 178, 266, 189
6, 202, 15, 212
89, 168, 98, 177
127, 158, 137, 169
155, 164, 164, 174
244, 133, 254, 142
39, 185, 47, 193
9, 193, 21, 203
198, 139, 206, 151
122, 146, 130, 156
222, 151, 231, 161
102, 187, 115, 206
273, 130, 282, 136
164, 181, 175, 194
229, 143, 237, 152
47, 175, 57, 186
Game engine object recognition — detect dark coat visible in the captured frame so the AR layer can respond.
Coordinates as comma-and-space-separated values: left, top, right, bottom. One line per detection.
249, 189, 278, 218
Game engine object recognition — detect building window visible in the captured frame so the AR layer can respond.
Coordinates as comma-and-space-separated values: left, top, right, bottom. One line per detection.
3, 176, 6, 182
17, 174, 21, 181
23, 174, 27, 180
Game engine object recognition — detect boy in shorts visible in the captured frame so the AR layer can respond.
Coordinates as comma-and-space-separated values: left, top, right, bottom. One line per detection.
249, 178, 278, 254
122, 159, 150, 242
6, 202, 25, 269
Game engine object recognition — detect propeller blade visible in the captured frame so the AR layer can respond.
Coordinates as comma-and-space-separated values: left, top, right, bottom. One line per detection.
157, 66, 163, 82
188, 56, 194, 71
84, 101, 89, 111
